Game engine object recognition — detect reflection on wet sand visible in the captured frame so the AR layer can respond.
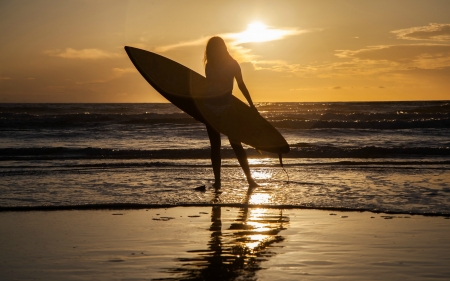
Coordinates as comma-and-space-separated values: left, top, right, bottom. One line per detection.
156, 188, 289, 281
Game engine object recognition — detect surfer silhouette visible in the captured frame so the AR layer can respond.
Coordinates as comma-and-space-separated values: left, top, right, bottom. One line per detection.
203, 36, 258, 188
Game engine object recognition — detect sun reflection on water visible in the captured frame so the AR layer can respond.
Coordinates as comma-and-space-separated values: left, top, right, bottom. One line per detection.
248, 158, 272, 165
248, 193, 272, 204
166, 207, 289, 280
245, 234, 270, 250
251, 170, 273, 180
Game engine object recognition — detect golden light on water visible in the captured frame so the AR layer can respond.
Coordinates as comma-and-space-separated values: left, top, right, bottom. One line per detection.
245, 234, 269, 250
247, 158, 269, 165
247, 159, 274, 181
242, 208, 285, 252
244, 209, 271, 250
248, 193, 272, 204
251, 170, 273, 180
173, 207, 288, 275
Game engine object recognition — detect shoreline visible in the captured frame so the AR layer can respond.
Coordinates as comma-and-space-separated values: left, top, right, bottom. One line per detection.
1, 203, 450, 217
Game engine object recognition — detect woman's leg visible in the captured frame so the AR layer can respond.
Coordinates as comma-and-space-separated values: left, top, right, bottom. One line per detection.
229, 140, 258, 187
206, 125, 221, 187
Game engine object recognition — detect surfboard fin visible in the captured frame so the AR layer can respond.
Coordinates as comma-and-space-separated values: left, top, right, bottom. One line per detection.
278, 153, 289, 183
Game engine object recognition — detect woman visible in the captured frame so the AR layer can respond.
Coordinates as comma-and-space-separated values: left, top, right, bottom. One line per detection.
203, 36, 258, 188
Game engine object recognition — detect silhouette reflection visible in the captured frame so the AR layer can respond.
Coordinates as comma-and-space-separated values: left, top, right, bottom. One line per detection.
156, 188, 289, 281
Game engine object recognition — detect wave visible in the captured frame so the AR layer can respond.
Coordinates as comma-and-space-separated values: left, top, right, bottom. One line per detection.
1, 112, 449, 130
0, 112, 199, 129
1, 146, 449, 160
272, 118, 450, 129
1, 101, 449, 130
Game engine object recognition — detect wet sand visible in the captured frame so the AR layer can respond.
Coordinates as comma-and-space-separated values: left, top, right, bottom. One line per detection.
0, 207, 449, 281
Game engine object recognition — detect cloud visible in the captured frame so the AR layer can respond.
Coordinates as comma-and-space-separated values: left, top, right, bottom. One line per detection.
290, 86, 390, 92
289, 87, 322, 91
252, 60, 301, 72
154, 37, 210, 53
150, 24, 316, 79
154, 25, 309, 60
335, 44, 450, 69
45, 48, 121, 59
391, 23, 450, 41
112, 67, 137, 77
76, 67, 136, 84
0, 77, 12, 80
75, 80, 105, 85
253, 25, 450, 78
151, 23, 450, 82
258, 43, 450, 79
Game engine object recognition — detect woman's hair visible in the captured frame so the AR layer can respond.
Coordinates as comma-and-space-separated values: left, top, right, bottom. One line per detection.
203, 36, 232, 66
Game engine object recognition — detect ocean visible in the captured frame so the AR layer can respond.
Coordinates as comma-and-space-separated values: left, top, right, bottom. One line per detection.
1, 101, 449, 215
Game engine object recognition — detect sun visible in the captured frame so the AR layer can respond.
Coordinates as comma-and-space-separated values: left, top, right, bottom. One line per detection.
243, 22, 269, 42
234, 21, 290, 44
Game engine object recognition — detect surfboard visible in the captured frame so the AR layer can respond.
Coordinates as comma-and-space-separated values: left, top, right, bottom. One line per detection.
124, 46, 289, 155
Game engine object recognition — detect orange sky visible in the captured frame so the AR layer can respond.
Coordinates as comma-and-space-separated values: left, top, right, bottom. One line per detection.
1, 0, 450, 103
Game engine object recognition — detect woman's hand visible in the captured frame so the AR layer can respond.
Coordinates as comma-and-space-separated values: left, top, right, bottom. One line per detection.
250, 104, 259, 113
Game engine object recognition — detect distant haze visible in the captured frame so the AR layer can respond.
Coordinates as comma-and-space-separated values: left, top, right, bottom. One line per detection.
1, 0, 450, 103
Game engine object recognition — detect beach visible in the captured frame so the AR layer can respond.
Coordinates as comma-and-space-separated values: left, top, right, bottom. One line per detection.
1, 207, 449, 280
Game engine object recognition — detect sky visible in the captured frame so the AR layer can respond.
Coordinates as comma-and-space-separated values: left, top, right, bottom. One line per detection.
1, 0, 450, 103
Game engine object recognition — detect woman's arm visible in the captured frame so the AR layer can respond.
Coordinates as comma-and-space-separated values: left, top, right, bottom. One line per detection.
234, 62, 256, 108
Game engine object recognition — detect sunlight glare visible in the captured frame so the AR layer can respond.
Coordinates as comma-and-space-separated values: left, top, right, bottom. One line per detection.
233, 21, 292, 44
251, 169, 273, 180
